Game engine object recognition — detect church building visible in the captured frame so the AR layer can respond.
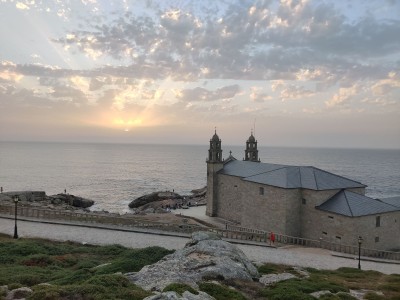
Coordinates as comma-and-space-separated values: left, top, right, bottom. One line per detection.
206, 131, 400, 251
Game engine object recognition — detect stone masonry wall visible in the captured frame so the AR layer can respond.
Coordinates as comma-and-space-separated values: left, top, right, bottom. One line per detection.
300, 187, 400, 250
308, 210, 400, 250
284, 188, 302, 237
215, 174, 243, 224
216, 175, 301, 235
206, 162, 223, 217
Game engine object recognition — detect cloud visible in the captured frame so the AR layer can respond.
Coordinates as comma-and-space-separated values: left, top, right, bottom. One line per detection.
250, 87, 272, 103
48, 1, 399, 84
16, 2, 29, 10
271, 80, 315, 101
176, 84, 240, 102
371, 71, 400, 96
325, 84, 360, 108
1, 0, 399, 147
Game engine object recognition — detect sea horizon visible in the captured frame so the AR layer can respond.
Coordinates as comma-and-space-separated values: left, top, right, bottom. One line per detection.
1, 141, 399, 213
1, 139, 400, 151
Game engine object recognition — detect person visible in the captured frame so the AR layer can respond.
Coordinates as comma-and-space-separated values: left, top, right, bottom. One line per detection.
270, 232, 275, 245
64, 189, 66, 194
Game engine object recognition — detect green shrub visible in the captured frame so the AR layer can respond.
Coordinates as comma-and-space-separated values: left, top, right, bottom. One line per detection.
76, 259, 101, 270
51, 268, 94, 285
21, 254, 55, 267
0, 265, 50, 286
364, 292, 387, 300
7, 283, 23, 290
30, 281, 151, 300
85, 274, 130, 288
199, 282, 246, 300
30, 285, 62, 300
257, 263, 293, 275
95, 246, 173, 274
92, 244, 127, 256
260, 277, 348, 300
163, 283, 198, 295
319, 292, 357, 300
379, 283, 400, 292
260, 282, 315, 300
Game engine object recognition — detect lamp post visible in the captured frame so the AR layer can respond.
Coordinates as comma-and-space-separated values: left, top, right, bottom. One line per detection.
13, 195, 19, 239
358, 236, 363, 270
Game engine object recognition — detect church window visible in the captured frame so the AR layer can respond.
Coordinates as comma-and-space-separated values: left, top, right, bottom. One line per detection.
376, 216, 381, 227
375, 236, 380, 243
328, 216, 334, 219
322, 231, 327, 235
302, 198, 306, 205
259, 187, 264, 195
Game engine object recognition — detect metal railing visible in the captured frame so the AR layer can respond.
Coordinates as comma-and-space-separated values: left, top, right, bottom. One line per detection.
1, 204, 399, 261
0, 205, 201, 234
224, 224, 400, 261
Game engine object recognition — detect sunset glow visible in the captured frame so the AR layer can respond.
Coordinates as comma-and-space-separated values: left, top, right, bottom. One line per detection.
0, 0, 399, 147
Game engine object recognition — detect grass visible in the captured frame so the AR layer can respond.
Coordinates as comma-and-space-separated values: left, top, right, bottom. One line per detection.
0, 233, 399, 300
163, 283, 199, 295
0, 233, 172, 299
199, 282, 246, 300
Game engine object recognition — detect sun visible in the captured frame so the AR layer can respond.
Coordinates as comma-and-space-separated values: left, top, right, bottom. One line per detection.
113, 118, 143, 131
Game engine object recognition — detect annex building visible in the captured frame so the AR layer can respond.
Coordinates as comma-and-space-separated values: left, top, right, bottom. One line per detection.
206, 131, 400, 251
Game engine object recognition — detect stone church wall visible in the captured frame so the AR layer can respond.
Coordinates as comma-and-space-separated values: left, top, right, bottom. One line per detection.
300, 187, 399, 250
215, 174, 243, 224
216, 175, 303, 235
308, 210, 400, 250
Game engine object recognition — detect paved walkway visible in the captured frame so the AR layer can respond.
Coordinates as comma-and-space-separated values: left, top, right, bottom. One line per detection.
0, 218, 399, 275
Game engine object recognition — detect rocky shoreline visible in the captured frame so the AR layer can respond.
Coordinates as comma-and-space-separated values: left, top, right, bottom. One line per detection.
0, 187, 207, 216
0, 191, 94, 211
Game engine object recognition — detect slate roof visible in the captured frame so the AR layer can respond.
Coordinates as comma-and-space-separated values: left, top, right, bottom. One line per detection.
379, 196, 400, 208
316, 190, 400, 217
219, 160, 366, 191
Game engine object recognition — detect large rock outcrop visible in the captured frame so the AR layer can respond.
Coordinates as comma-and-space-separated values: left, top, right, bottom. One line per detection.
143, 291, 215, 300
0, 191, 94, 209
127, 231, 259, 291
49, 193, 94, 208
128, 191, 182, 208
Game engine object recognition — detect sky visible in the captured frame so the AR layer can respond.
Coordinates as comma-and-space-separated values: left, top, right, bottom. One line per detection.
0, 0, 399, 148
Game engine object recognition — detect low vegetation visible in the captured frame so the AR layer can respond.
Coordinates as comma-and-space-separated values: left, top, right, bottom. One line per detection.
0, 233, 172, 299
0, 233, 399, 300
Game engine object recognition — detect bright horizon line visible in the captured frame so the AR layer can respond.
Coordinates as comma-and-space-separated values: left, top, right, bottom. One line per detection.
1, 139, 399, 151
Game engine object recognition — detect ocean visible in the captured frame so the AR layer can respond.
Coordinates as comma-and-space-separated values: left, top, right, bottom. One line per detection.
1, 142, 399, 213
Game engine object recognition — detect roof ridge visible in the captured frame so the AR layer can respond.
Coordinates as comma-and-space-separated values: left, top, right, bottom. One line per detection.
343, 190, 354, 217
312, 168, 319, 190
344, 190, 400, 209
244, 165, 287, 179
311, 166, 365, 186
298, 166, 304, 187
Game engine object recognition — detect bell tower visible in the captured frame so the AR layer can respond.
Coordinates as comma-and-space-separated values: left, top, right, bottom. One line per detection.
244, 131, 259, 162
206, 129, 223, 217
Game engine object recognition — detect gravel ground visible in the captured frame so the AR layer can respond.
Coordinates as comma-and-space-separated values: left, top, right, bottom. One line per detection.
0, 218, 399, 275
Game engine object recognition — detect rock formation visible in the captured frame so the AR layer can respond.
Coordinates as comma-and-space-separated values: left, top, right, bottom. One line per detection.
0, 191, 94, 210
128, 191, 183, 209
143, 291, 215, 300
128, 187, 207, 213
127, 231, 259, 291
50, 193, 94, 208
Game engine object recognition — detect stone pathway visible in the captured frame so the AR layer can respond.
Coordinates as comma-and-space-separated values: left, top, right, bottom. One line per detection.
0, 218, 399, 275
